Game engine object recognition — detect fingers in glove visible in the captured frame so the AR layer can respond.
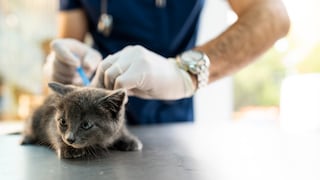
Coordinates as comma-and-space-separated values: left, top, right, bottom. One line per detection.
89, 54, 119, 88
52, 71, 74, 84
50, 40, 80, 67
52, 59, 77, 84
104, 63, 125, 89
72, 75, 85, 86
113, 67, 147, 91
92, 55, 117, 89
82, 49, 102, 76
53, 59, 77, 76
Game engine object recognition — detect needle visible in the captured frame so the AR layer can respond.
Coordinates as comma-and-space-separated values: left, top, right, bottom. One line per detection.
73, 53, 90, 86
76, 66, 90, 86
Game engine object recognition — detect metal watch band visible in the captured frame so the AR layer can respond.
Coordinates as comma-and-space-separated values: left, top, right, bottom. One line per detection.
197, 61, 209, 89
176, 50, 210, 90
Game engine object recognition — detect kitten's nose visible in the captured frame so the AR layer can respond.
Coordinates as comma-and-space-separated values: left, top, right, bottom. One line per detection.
66, 137, 75, 144
66, 133, 75, 144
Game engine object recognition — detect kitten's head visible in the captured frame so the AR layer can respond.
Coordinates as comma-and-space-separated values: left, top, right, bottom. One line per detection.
48, 82, 127, 148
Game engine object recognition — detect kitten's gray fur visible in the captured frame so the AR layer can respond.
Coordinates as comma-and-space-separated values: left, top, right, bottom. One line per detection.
21, 82, 142, 159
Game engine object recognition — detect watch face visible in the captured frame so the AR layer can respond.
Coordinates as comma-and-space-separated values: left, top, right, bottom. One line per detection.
181, 50, 205, 74
181, 50, 202, 64
178, 50, 210, 89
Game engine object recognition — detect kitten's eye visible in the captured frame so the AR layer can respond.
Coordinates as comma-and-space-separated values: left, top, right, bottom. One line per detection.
81, 122, 93, 130
59, 117, 67, 127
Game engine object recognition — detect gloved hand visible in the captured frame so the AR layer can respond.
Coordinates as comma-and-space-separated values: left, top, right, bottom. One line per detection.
44, 38, 102, 85
90, 45, 196, 100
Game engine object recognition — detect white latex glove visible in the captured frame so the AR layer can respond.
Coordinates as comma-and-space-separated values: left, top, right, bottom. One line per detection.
44, 38, 102, 85
90, 45, 196, 100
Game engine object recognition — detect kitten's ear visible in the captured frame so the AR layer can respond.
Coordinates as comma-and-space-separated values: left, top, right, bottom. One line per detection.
48, 82, 76, 95
97, 89, 127, 118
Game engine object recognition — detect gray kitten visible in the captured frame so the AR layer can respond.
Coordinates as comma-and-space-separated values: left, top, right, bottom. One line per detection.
21, 82, 142, 159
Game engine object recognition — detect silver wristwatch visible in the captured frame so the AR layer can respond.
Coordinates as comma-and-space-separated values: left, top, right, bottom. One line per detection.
176, 50, 210, 89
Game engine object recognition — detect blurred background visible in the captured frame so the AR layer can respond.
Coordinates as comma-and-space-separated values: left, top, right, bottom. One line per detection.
0, 0, 319, 130
0, 0, 57, 123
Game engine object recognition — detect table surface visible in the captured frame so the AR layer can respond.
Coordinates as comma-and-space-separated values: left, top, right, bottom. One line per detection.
1, 122, 320, 180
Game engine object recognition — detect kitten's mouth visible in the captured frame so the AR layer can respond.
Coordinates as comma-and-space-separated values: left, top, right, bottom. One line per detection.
71, 144, 85, 148
63, 139, 87, 148
68, 143, 87, 149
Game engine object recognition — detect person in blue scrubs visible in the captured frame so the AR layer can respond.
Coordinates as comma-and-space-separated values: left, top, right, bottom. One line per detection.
45, 0, 290, 125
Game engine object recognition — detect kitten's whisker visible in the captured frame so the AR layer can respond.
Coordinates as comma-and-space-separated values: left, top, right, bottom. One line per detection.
88, 147, 95, 157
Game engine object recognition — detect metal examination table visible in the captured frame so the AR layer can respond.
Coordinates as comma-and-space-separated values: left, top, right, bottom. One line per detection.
1, 122, 320, 180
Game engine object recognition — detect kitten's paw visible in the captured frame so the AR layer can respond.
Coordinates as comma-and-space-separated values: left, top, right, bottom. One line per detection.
20, 135, 36, 145
59, 147, 86, 159
111, 137, 143, 151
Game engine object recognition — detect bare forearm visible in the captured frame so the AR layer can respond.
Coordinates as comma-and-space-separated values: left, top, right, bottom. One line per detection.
196, 0, 290, 83
58, 9, 88, 41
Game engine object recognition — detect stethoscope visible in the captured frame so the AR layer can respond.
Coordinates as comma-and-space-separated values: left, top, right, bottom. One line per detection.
97, 0, 113, 36
97, 0, 167, 36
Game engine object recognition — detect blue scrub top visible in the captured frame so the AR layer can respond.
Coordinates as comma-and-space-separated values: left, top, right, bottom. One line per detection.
59, 0, 204, 125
